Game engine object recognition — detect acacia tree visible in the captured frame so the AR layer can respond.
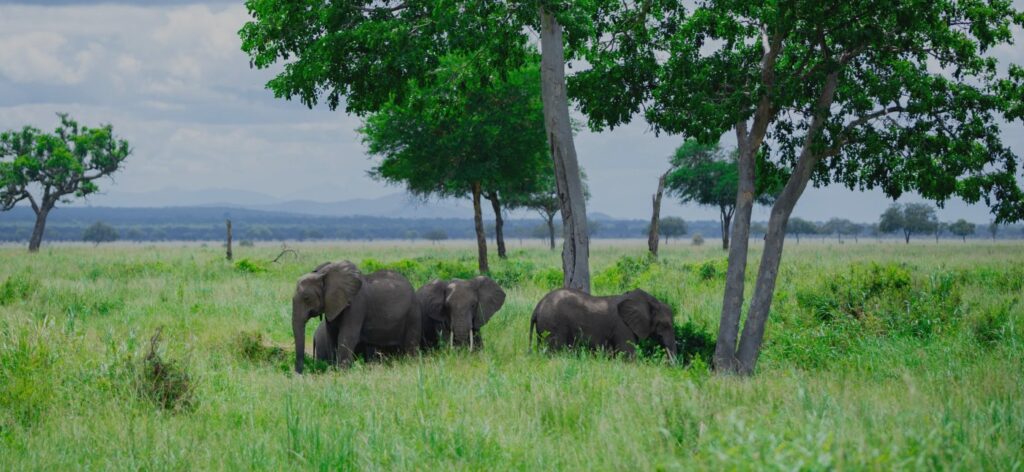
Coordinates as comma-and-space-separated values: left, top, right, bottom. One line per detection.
646, 216, 687, 244
988, 220, 1000, 240
949, 219, 976, 242
82, 221, 118, 246
360, 61, 548, 273
880, 203, 937, 244
1, 114, 131, 252
665, 140, 781, 250
506, 166, 589, 251
240, 0, 594, 291
821, 218, 859, 243
787, 218, 818, 243
573, 0, 1024, 374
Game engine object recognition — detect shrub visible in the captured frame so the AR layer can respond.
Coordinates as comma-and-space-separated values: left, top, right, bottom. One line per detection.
137, 329, 194, 412
0, 274, 38, 305
233, 331, 286, 363
971, 299, 1014, 347
594, 255, 655, 292
234, 258, 267, 274
692, 233, 704, 246
532, 268, 564, 290
491, 259, 536, 288
674, 320, 716, 366
696, 258, 727, 281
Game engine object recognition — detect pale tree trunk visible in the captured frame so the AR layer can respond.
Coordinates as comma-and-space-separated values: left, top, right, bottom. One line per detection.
733, 72, 840, 375
546, 212, 556, 250
487, 192, 507, 259
226, 219, 233, 261
539, 7, 591, 293
471, 182, 489, 274
648, 171, 668, 257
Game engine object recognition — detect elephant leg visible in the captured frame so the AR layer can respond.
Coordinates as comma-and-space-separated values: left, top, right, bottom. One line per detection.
335, 308, 365, 368
470, 329, 483, 352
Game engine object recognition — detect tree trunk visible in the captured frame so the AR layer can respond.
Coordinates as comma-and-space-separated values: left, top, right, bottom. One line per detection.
539, 7, 590, 293
546, 213, 556, 250
720, 206, 732, 251
226, 219, 233, 261
904, 231, 910, 244
487, 193, 507, 259
714, 125, 759, 372
648, 171, 668, 258
28, 205, 51, 252
733, 72, 840, 375
472, 182, 489, 274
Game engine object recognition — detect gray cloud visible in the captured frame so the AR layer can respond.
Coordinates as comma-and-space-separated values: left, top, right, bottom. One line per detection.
0, 1, 1021, 225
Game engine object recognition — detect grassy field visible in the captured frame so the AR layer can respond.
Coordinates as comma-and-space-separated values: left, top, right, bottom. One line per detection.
1, 240, 1022, 470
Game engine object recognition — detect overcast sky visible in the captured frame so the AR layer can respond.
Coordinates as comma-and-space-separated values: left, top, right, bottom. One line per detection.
1, 1, 1022, 223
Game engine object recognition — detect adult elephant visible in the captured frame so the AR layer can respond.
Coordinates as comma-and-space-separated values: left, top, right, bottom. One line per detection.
292, 261, 419, 373
416, 276, 505, 351
530, 288, 677, 360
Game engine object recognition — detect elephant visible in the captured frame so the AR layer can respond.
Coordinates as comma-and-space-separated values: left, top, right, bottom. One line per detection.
292, 261, 420, 373
416, 276, 506, 351
529, 288, 677, 360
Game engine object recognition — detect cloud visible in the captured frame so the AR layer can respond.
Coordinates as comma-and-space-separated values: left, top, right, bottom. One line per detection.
0, 31, 97, 84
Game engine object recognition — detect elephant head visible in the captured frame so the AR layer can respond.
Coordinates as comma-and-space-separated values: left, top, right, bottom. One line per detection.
618, 289, 677, 360
420, 276, 505, 349
292, 261, 362, 373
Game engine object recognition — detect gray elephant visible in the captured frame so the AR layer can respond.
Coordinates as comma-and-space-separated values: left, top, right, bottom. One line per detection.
529, 288, 677, 360
416, 277, 506, 351
292, 261, 420, 373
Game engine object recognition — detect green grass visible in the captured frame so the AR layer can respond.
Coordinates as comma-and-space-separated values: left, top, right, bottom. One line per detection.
1, 240, 1022, 470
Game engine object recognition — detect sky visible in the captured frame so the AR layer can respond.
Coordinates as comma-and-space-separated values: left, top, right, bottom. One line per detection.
1, 1, 1022, 223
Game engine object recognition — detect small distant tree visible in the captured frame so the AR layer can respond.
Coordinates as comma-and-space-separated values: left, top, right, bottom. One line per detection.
665, 140, 782, 250
404, 230, 418, 242
646, 216, 687, 244
82, 222, 118, 246
750, 222, 768, 240
692, 234, 705, 246
949, 219, 976, 242
933, 221, 948, 243
821, 218, 858, 243
1, 113, 132, 252
512, 169, 589, 251
788, 218, 818, 244
988, 221, 1000, 240
880, 203, 937, 244
423, 229, 448, 244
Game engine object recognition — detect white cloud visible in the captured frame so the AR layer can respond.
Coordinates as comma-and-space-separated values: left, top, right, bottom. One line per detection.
0, 31, 95, 84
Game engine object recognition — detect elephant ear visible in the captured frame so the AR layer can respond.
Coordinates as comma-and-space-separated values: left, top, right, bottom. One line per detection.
320, 261, 362, 322
617, 290, 653, 339
472, 276, 506, 329
418, 279, 448, 322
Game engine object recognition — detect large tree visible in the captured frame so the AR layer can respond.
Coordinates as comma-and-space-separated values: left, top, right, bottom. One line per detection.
240, 0, 594, 291
572, 0, 1024, 374
360, 61, 548, 273
1, 114, 131, 252
665, 140, 781, 250
879, 203, 937, 244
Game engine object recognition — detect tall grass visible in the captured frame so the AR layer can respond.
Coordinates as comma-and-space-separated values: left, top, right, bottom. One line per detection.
0, 241, 1021, 469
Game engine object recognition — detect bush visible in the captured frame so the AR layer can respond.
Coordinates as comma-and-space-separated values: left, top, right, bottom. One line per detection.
82, 221, 119, 245
692, 233, 705, 246
696, 258, 727, 281
233, 331, 286, 364
137, 329, 194, 412
594, 255, 655, 292
0, 274, 38, 306
490, 259, 536, 288
674, 320, 716, 366
971, 299, 1014, 347
532, 268, 564, 290
234, 258, 267, 274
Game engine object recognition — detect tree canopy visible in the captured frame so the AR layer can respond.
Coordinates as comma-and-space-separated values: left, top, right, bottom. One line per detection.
879, 203, 937, 243
82, 221, 118, 245
949, 219, 976, 242
1, 113, 131, 252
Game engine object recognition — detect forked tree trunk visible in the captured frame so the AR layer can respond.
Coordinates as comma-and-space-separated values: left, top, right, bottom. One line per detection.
733, 72, 840, 375
546, 212, 556, 250
720, 206, 733, 250
472, 182, 489, 274
487, 193, 507, 259
648, 171, 668, 258
28, 205, 52, 253
539, 7, 591, 293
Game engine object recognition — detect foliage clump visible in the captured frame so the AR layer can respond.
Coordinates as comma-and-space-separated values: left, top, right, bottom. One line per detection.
136, 329, 194, 412
0, 273, 38, 305
593, 255, 656, 292
233, 331, 286, 364
234, 258, 268, 274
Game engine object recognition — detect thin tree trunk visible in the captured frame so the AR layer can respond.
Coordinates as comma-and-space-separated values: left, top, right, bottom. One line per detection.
487, 192, 507, 259
904, 231, 910, 244
648, 171, 668, 258
714, 125, 759, 371
546, 213, 556, 250
734, 72, 840, 375
226, 219, 233, 261
539, 7, 590, 293
28, 206, 50, 253
472, 182, 489, 274
720, 206, 732, 251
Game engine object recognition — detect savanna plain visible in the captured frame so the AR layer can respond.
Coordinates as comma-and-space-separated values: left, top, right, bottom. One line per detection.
1, 240, 1022, 470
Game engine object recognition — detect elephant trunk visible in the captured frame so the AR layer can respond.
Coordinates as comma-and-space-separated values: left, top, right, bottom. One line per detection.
292, 306, 307, 374
662, 332, 678, 363
451, 318, 472, 347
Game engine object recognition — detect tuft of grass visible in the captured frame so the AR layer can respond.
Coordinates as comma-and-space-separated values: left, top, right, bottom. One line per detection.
0, 273, 38, 305
136, 328, 195, 412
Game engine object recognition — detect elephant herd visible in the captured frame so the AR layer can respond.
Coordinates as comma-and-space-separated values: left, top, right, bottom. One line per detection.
291, 261, 678, 374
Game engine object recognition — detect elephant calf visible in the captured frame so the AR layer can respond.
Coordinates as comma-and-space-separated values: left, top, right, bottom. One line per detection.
416, 276, 506, 351
530, 288, 677, 360
292, 261, 420, 373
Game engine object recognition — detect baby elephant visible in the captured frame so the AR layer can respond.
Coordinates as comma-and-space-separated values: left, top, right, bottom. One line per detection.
416, 276, 506, 351
530, 288, 677, 360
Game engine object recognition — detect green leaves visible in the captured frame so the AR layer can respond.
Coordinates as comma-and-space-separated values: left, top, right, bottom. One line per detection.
0, 114, 131, 213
